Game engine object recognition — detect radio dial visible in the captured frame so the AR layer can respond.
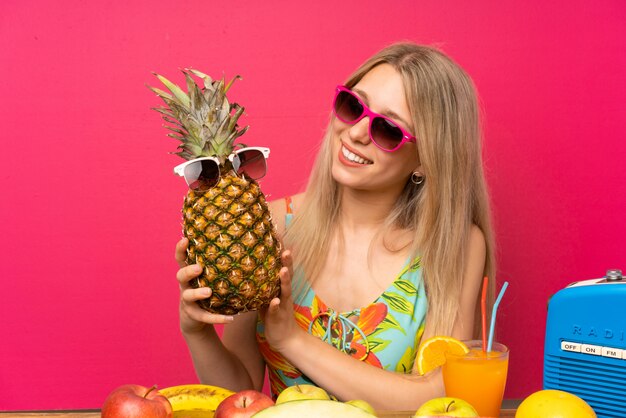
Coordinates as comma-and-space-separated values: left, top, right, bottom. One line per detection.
605, 269, 623, 281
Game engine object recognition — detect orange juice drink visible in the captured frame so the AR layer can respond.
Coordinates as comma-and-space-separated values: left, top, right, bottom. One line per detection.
442, 340, 509, 417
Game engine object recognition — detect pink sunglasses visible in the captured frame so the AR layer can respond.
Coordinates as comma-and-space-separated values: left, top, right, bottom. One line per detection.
332, 85, 416, 152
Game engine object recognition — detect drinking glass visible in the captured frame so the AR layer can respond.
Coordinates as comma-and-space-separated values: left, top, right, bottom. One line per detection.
442, 340, 509, 417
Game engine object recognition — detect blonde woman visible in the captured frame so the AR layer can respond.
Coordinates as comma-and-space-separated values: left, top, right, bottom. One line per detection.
176, 42, 495, 410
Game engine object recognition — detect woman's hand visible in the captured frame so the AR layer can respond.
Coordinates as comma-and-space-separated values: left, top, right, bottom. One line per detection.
262, 250, 302, 351
175, 237, 234, 335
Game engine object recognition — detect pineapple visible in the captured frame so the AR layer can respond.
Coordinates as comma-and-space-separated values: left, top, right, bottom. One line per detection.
148, 69, 281, 315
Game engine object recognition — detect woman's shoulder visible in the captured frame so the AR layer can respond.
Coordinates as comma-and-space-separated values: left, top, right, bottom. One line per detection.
268, 193, 305, 235
468, 224, 486, 256
464, 224, 487, 286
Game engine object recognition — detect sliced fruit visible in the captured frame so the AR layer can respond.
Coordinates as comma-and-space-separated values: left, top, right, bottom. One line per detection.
251, 399, 376, 417
416, 336, 469, 375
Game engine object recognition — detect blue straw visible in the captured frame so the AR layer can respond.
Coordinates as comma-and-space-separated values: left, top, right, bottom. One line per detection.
487, 281, 509, 352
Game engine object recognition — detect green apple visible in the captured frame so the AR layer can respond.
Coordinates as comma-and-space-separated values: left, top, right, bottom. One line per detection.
414, 397, 478, 417
346, 399, 376, 415
275, 384, 330, 404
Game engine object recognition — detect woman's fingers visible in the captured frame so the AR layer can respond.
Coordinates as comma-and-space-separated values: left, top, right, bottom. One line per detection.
281, 249, 293, 273
183, 303, 234, 325
268, 297, 281, 314
175, 237, 189, 268
177, 264, 202, 286
182, 286, 212, 303
176, 237, 236, 326
180, 287, 234, 325
278, 265, 292, 302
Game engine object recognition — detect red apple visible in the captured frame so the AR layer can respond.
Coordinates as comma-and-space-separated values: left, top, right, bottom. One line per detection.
102, 384, 173, 418
215, 390, 275, 418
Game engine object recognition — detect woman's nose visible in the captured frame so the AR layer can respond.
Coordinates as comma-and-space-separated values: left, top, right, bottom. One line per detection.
348, 117, 371, 145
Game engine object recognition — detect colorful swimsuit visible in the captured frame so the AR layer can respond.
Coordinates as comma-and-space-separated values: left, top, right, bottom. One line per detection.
255, 197, 428, 398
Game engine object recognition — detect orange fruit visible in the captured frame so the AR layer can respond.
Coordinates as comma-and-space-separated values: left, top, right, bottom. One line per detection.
416, 336, 469, 375
515, 389, 596, 418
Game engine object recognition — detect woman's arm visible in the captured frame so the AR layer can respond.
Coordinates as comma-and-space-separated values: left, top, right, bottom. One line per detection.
450, 225, 487, 340
183, 310, 266, 391
176, 239, 266, 392
269, 325, 444, 409
177, 195, 302, 391
263, 226, 487, 410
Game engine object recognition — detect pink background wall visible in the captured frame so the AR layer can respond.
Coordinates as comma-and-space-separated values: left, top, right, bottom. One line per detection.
1, 0, 625, 410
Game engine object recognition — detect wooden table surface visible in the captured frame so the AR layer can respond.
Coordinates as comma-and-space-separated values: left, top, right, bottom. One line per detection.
0, 409, 516, 417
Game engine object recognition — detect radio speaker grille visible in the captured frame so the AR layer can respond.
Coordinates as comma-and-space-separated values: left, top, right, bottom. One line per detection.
544, 354, 626, 418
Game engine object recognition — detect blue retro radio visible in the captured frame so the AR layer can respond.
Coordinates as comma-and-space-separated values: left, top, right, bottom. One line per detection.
544, 269, 626, 418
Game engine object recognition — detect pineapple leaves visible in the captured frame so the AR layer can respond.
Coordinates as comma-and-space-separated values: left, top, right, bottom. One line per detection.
164, 125, 188, 137
187, 68, 214, 89
227, 103, 245, 134
148, 69, 250, 160
153, 73, 191, 108
232, 125, 249, 141
185, 75, 199, 110
224, 75, 242, 93
147, 86, 173, 101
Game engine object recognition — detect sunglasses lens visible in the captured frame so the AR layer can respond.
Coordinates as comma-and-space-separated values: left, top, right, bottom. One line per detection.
334, 90, 364, 122
234, 149, 267, 180
184, 160, 220, 191
371, 117, 406, 151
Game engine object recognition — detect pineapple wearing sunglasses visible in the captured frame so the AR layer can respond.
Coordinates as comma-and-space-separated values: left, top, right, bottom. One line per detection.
148, 69, 281, 315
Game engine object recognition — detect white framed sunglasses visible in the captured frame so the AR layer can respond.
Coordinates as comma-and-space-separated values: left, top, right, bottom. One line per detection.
174, 147, 270, 191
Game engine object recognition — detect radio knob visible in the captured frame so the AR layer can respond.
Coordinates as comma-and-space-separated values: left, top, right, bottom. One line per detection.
605, 269, 623, 281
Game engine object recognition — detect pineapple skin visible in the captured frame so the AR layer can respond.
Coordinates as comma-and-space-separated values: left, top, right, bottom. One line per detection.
183, 169, 282, 315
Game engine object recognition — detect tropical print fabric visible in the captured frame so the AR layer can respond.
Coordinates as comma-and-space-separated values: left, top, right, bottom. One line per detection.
255, 258, 427, 398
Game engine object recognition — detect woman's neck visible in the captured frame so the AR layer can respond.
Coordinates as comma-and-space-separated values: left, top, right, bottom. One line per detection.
337, 187, 399, 231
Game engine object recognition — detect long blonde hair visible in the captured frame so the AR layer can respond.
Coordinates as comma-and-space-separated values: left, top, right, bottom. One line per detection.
284, 42, 495, 339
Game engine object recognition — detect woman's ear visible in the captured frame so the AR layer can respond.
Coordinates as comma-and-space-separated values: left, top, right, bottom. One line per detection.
412, 162, 423, 177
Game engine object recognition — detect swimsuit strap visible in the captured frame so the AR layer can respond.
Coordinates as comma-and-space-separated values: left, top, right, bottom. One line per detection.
308, 309, 371, 361
285, 196, 294, 226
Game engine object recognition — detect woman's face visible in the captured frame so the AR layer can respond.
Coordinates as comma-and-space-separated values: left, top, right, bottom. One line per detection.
330, 64, 420, 195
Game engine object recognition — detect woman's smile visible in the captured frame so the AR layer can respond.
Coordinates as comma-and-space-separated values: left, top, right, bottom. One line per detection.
339, 143, 373, 166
